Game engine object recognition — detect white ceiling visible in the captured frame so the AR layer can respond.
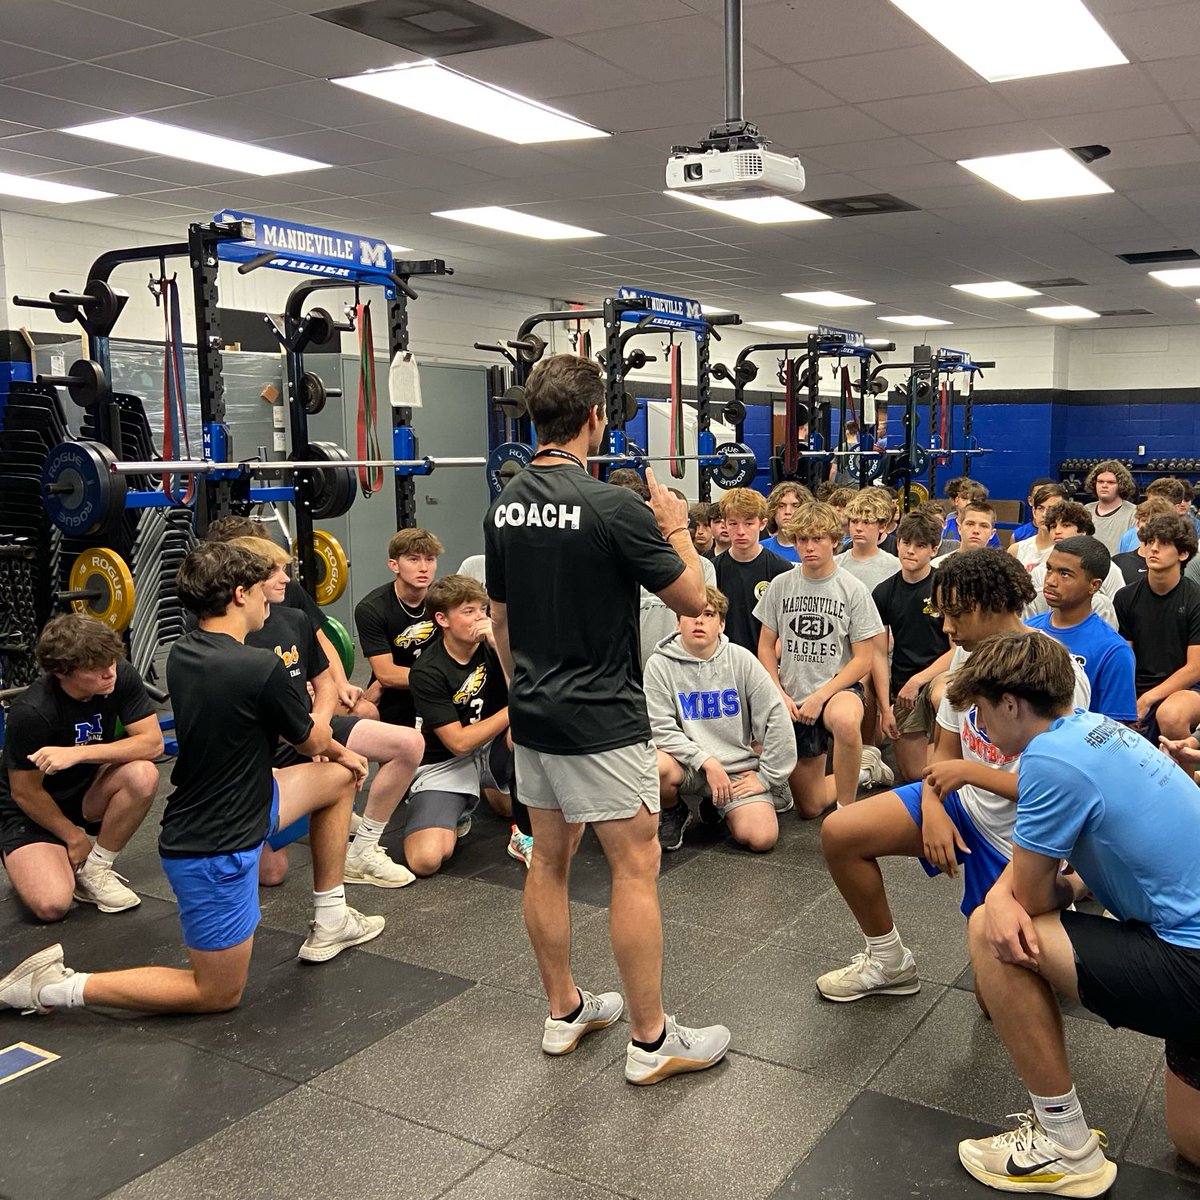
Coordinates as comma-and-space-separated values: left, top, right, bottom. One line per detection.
4, 0, 1200, 332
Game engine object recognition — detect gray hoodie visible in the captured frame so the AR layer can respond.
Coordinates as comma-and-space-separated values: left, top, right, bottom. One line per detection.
643, 632, 797, 789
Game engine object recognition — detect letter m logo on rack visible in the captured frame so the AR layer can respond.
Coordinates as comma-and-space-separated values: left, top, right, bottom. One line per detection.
616, 286, 708, 339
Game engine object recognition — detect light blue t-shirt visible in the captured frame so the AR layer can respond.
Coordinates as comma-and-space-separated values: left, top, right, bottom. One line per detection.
1014, 712, 1200, 948
1024, 611, 1137, 722
1116, 526, 1139, 554
759, 534, 800, 564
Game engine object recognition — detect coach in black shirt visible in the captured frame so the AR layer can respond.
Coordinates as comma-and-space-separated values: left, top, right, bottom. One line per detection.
485, 353, 731, 1085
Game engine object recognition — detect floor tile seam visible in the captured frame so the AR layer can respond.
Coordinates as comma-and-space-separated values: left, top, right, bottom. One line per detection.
498, 1144, 655, 1200
1115, 1060, 1165, 1161
427, 1150, 502, 1200
860, 985, 957, 1089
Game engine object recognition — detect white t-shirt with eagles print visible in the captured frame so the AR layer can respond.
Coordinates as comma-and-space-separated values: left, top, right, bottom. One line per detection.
753, 564, 883, 700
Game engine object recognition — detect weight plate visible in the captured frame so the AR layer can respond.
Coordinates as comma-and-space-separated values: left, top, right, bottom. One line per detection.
324, 615, 355, 676
487, 441, 533, 499
305, 441, 355, 520
42, 439, 127, 537
68, 546, 135, 631
301, 372, 327, 415
312, 529, 348, 606
711, 441, 755, 490
905, 481, 931, 509
721, 397, 747, 427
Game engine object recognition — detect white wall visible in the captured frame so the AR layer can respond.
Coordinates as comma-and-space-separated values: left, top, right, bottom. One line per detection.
1067, 325, 1200, 391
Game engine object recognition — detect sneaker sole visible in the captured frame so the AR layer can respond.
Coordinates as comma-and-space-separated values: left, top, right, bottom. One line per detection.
72, 889, 141, 913
958, 1151, 1117, 1197
542, 1009, 624, 1056
659, 813, 692, 852
0, 943, 63, 1011
625, 1044, 730, 1086
297, 919, 386, 963
816, 978, 921, 1003
506, 845, 532, 868
773, 799, 795, 814
342, 870, 415, 888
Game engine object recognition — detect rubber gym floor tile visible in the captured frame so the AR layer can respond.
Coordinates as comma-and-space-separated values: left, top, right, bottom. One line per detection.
687, 942, 945, 1085
508, 1051, 854, 1200
772, 857, 973, 986
438, 1152, 627, 1200
116, 944, 472, 1082
107, 1086, 490, 1200
0, 1023, 292, 1200
772, 1090, 1010, 1197
485, 908, 762, 1017
1122, 1064, 1200, 1185
657, 853, 835, 941
870, 987, 1164, 1150
707, 808, 829, 873
311, 984, 625, 1150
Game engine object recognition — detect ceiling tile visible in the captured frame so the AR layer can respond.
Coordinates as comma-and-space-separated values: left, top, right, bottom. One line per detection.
996, 64, 1167, 119
0, 83, 122, 128
0, 43, 71, 83
146, 96, 323, 142
765, 106, 897, 148
799, 44, 979, 104
860, 87, 1025, 135
743, 0, 926, 61
1037, 103, 1188, 145
13, 63, 204, 113
0, 0, 174, 59
1144, 55, 1200, 101
1105, 1, 1200, 61
101, 41, 310, 97
443, 39, 640, 99
66, 0, 287, 37
464, 0, 695, 37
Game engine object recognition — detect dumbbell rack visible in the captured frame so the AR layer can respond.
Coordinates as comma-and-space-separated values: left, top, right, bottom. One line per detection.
1058, 457, 1200, 498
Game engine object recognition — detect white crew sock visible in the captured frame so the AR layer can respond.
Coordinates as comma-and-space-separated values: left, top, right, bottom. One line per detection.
39, 971, 89, 1010
864, 926, 907, 971
348, 816, 386, 856
313, 885, 348, 931
1029, 1087, 1090, 1151
85, 843, 117, 870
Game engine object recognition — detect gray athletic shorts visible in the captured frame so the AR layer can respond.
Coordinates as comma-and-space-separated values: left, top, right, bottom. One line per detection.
404, 740, 506, 835
515, 740, 659, 824
678, 763, 772, 816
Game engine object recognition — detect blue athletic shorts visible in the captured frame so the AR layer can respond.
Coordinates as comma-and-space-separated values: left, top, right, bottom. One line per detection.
160, 782, 280, 952
895, 781, 1010, 916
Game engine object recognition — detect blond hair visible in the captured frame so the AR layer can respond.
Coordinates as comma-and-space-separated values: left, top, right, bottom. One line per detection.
843, 488, 893, 524
784, 501, 844, 542
703, 585, 729, 619
229, 535, 290, 569
718, 487, 767, 521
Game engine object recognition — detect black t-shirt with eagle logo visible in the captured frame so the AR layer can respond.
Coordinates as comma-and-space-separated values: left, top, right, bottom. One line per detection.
715, 547, 793, 654
409, 639, 506, 765
354, 581, 439, 726
871, 568, 950, 698
246, 605, 327, 710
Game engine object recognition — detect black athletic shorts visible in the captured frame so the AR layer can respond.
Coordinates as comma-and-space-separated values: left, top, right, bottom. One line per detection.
793, 683, 865, 760
1062, 910, 1200, 1088
0, 808, 101, 858
272, 715, 364, 768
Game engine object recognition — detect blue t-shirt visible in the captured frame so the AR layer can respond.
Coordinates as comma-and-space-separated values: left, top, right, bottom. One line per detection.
1024, 611, 1137, 722
1011, 520, 1038, 543
943, 515, 1001, 548
759, 534, 800, 564
1014, 712, 1200, 948
1116, 526, 1139, 554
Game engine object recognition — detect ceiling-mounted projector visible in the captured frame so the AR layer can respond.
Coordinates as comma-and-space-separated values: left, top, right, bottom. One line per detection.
666, 142, 806, 200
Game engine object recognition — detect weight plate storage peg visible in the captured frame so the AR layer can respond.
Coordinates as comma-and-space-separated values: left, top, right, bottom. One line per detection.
301, 372, 327, 415
42, 439, 127, 536
711, 442, 756, 490
312, 529, 349, 606
67, 547, 136, 631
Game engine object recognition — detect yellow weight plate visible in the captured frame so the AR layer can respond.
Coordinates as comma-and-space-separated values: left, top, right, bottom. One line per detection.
905, 481, 930, 509
69, 547, 136, 631
312, 529, 348, 607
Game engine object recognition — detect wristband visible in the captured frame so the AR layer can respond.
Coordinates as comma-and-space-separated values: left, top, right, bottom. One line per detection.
664, 525, 690, 540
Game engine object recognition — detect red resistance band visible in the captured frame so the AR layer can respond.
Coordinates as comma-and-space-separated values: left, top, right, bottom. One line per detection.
356, 301, 384, 496
668, 342, 685, 479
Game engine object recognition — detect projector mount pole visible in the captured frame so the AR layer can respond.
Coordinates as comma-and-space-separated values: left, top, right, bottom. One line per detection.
724, 0, 742, 125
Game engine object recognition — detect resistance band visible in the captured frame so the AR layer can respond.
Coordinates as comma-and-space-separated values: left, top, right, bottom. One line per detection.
355, 301, 384, 496
158, 274, 194, 505
667, 340, 685, 479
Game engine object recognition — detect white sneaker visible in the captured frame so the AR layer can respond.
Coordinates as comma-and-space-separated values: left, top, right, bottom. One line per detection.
343, 843, 416, 888
624, 1015, 731, 1085
859, 745, 894, 791
816, 949, 919, 1002
958, 1112, 1117, 1196
541, 989, 624, 1055
507, 826, 533, 868
0, 944, 73, 1014
298, 907, 385, 962
73, 859, 141, 913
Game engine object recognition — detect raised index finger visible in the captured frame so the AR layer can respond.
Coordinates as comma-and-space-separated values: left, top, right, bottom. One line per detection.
644, 466, 659, 491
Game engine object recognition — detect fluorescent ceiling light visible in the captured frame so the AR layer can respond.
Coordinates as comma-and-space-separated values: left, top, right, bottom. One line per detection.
879, 315, 953, 327
958, 148, 1112, 201
865, 338, 894, 347
783, 290, 874, 308
701, 304, 731, 315
751, 320, 817, 332
890, 0, 1126, 82
952, 280, 1042, 299
0, 172, 113, 203
432, 206, 602, 240
1027, 304, 1100, 319
666, 191, 830, 224
332, 61, 608, 145
62, 117, 328, 176
1149, 267, 1200, 288
387, 242, 413, 254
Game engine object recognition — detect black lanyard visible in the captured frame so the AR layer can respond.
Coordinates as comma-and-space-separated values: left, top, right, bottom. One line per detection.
532, 449, 584, 468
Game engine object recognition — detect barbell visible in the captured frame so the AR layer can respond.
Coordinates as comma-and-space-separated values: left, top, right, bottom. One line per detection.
42, 438, 761, 535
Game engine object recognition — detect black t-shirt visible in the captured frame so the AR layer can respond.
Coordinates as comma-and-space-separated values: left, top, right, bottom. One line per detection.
0, 660, 154, 822
354, 582, 439, 726
714, 548, 793, 653
160, 630, 314, 857
1114, 575, 1200, 694
484, 462, 685, 754
246, 605, 328, 711
283, 578, 325, 631
1112, 550, 1148, 586
872, 568, 950, 696
879, 531, 898, 557
410, 639, 507, 766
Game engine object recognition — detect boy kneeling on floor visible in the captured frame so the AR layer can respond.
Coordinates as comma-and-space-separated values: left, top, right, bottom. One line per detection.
646, 586, 797, 852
